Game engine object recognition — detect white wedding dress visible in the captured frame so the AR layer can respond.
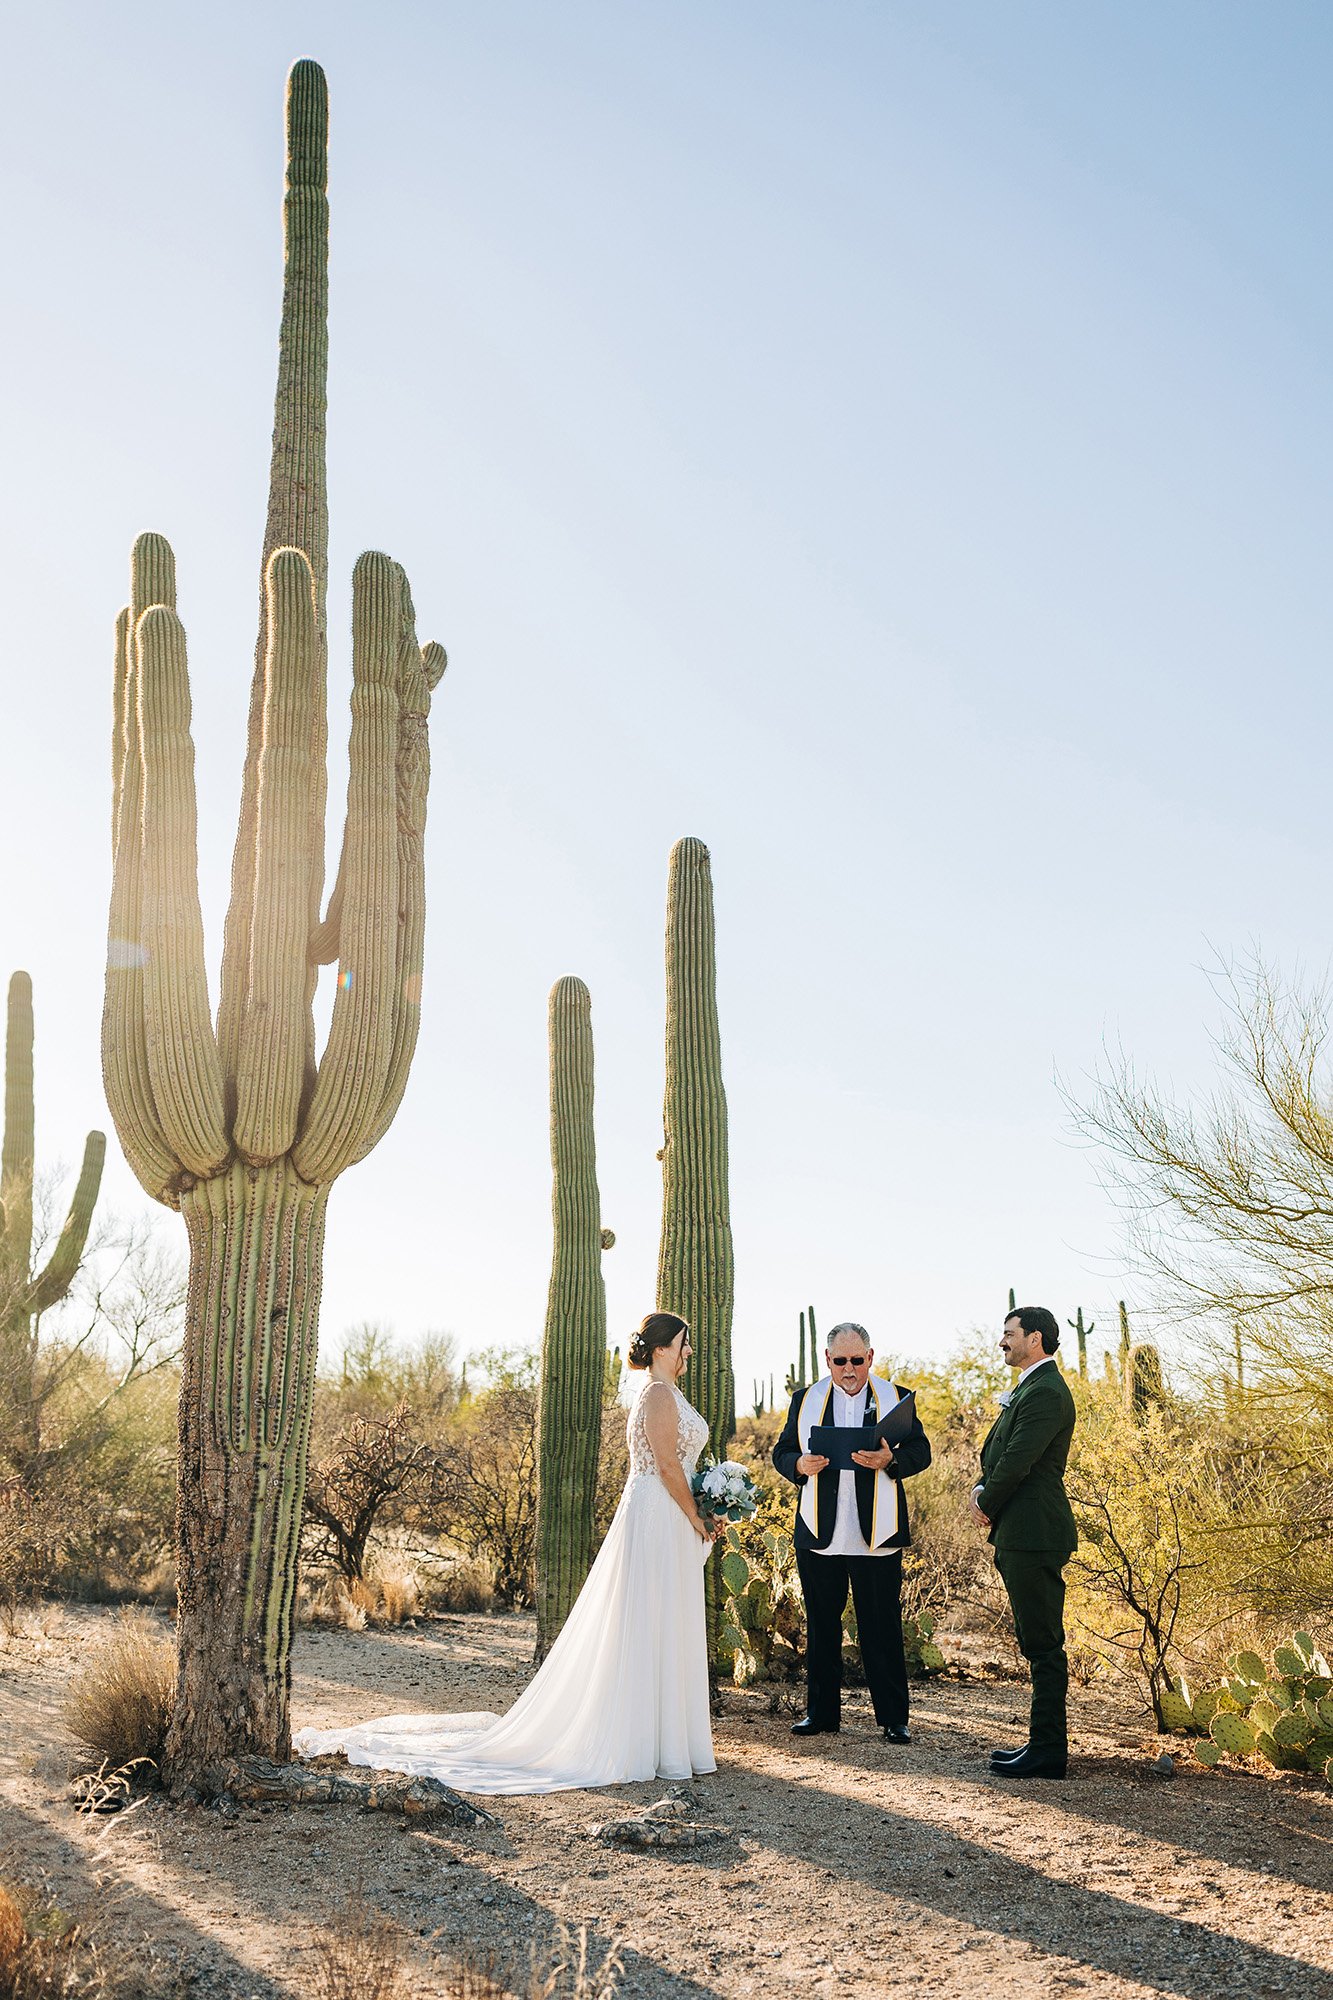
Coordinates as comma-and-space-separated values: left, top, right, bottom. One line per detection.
293, 1379, 715, 1794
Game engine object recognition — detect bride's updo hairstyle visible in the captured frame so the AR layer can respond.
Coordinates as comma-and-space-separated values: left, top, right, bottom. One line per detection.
627, 1311, 688, 1371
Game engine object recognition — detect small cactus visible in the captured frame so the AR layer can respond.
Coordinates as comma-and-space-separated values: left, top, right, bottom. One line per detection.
1193, 1738, 1222, 1767
1158, 1689, 1196, 1734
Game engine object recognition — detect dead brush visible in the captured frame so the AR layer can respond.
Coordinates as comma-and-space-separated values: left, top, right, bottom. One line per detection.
371, 1558, 420, 1624
310, 1888, 406, 2000
0, 1878, 104, 1999
446, 1927, 622, 2000
63, 1610, 175, 1777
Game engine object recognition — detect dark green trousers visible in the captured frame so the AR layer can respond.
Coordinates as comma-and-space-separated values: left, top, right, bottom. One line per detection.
994, 1548, 1069, 1755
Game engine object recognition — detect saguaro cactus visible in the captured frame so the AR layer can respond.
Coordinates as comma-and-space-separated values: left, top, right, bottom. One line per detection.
535, 977, 609, 1659
101, 62, 445, 1788
656, 838, 734, 1660
1067, 1307, 1093, 1380
0, 973, 105, 1468
1124, 1342, 1166, 1420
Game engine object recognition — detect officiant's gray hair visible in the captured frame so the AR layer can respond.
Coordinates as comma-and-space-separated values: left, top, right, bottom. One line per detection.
827, 1322, 870, 1349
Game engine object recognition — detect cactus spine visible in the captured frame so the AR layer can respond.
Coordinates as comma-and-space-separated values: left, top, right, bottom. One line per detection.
535, 978, 608, 1660
656, 838, 734, 1655
101, 63, 445, 1788
0, 974, 105, 1468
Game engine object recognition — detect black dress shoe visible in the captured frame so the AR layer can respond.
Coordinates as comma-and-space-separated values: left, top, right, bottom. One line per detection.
790, 1716, 838, 1736
990, 1746, 1066, 1779
989, 1745, 1029, 1764
881, 1724, 912, 1744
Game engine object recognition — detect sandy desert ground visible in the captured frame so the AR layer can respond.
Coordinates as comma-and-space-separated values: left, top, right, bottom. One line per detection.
2, 1604, 1332, 1998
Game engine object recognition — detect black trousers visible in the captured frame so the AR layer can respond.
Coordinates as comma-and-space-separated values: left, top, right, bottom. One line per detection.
994, 1547, 1069, 1755
796, 1547, 908, 1729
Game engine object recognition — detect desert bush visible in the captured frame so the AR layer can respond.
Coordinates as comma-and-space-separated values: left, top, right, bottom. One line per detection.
0, 1874, 176, 2000
301, 1403, 442, 1583
311, 1888, 406, 2000
64, 1611, 175, 1775
434, 1350, 539, 1607
422, 1559, 497, 1615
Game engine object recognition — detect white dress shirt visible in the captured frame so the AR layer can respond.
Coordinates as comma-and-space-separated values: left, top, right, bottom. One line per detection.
816, 1383, 889, 1558
997, 1353, 1056, 1408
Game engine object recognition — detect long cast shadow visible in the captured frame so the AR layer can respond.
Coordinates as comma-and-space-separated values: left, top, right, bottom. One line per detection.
730, 1744, 1333, 1997
0, 1793, 286, 1997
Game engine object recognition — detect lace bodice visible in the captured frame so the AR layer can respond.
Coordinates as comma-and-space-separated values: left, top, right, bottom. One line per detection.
628, 1380, 710, 1481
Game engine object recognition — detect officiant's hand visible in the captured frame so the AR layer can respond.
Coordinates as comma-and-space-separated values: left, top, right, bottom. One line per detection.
795, 1453, 830, 1477
851, 1441, 895, 1471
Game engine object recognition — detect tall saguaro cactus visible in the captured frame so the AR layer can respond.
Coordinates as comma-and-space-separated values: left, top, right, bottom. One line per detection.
0, 974, 105, 1468
657, 837, 734, 1659
101, 62, 445, 1789
534, 977, 609, 1660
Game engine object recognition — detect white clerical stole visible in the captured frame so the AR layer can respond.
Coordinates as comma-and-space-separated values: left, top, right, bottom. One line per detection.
818, 1383, 889, 1559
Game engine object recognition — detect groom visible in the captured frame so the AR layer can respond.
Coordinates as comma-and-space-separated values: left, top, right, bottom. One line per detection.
971, 1304, 1078, 1779
774, 1321, 931, 1743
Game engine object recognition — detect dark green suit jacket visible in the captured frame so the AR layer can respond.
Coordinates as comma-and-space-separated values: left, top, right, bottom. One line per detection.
977, 1360, 1077, 1556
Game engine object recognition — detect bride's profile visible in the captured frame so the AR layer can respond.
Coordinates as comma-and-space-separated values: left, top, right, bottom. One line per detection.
294, 1311, 720, 1795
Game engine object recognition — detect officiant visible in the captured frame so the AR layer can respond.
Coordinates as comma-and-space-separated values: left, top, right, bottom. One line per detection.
773, 1321, 932, 1743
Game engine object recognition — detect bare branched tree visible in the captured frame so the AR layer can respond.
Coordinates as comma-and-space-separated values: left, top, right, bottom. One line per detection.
1073, 954, 1333, 1413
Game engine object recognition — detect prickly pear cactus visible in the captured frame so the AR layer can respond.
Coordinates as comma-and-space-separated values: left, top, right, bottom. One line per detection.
1182, 1634, 1333, 1783
1158, 1689, 1196, 1734
1209, 1712, 1255, 1756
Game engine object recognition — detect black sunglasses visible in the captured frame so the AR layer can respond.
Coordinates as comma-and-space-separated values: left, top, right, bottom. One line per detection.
830, 1355, 869, 1367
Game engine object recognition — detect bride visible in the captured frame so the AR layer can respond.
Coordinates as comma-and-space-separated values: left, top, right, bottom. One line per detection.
294, 1311, 721, 1794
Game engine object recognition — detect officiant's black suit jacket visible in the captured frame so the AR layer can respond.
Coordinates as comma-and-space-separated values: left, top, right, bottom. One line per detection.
773, 1381, 931, 1552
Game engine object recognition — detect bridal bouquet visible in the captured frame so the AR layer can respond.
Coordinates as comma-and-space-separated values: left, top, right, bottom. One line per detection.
692, 1457, 761, 1524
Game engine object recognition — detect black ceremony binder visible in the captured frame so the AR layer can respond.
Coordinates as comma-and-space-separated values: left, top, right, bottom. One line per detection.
807, 1391, 916, 1470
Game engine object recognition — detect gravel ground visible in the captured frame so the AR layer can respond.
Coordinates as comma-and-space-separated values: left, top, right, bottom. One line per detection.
2, 1603, 1331, 1998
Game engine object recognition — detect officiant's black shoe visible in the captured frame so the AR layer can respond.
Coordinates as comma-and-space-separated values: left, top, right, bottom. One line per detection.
881, 1724, 912, 1744
990, 1746, 1066, 1779
790, 1716, 838, 1736
989, 1745, 1028, 1764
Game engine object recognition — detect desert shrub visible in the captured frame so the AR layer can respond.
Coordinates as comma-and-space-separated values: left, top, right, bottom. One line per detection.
434, 1351, 539, 1607
422, 1559, 497, 1615
64, 1611, 175, 1775
301, 1403, 442, 1583
0, 1874, 176, 1999
311, 1889, 405, 2000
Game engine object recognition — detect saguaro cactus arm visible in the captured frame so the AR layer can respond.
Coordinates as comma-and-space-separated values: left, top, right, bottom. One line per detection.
1, 972, 35, 1267
219, 58, 330, 1087
2, 973, 105, 1320
234, 549, 323, 1163
294, 554, 419, 1183
24, 1132, 107, 1317
104, 538, 184, 1202
136, 607, 230, 1177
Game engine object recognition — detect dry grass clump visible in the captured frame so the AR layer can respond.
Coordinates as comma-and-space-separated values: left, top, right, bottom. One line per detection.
371, 1558, 420, 1624
63, 1611, 175, 1776
425, 1559, 496, 1615
303, 1561, 424, 1630
0, 1876, 178, 2000
445, 1928, 622, 2000
310, 1890, 406, 2000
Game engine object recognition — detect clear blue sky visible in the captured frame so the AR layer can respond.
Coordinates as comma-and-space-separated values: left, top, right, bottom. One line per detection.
3, 2, 1331, 1392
